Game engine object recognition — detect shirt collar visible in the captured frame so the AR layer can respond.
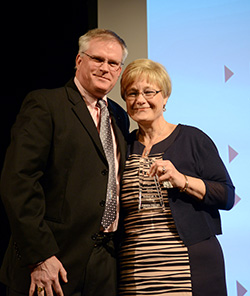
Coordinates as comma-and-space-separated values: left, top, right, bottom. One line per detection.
74, 76, 108, 108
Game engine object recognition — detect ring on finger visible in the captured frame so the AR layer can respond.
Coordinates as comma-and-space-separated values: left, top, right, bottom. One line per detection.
37, 287, 44, 293
162, 166, 166, 174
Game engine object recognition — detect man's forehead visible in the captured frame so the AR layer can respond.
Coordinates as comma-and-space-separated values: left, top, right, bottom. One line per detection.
88, 38, 122, 54
89, 36, 116, 44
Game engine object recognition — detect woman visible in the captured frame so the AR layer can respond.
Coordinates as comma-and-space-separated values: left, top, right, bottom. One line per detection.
118, 59, 235, 296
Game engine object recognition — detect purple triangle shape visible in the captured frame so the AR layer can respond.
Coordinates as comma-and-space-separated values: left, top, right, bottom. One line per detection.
225, 65, 234, 82
229, 145, 238, 163
234, 194, 241, 207
237, 280, 247, 296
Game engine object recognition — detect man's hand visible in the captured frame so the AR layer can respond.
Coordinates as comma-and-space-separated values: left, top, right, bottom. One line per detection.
29, 255, 68, 296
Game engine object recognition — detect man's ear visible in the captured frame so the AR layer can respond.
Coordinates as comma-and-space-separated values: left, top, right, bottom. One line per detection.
75, 54, 82, 69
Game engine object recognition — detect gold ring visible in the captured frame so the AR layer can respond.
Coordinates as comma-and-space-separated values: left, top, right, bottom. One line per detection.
37, 287, 44, 293
162, 166, 166, 173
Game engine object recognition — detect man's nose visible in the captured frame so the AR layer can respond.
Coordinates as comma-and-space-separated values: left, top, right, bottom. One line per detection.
99, 61, 109, 72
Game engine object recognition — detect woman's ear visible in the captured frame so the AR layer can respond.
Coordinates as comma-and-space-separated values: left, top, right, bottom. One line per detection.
163, 96, 169, 111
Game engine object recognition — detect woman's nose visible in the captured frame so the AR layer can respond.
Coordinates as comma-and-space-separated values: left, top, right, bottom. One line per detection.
136, 93, 147, 103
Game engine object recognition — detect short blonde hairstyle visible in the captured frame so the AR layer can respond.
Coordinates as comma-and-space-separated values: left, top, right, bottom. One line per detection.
78, 28, 128, 63
121, 59, 172, 100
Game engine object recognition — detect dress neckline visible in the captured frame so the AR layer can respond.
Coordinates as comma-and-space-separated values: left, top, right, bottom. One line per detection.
130, 124, 182, 156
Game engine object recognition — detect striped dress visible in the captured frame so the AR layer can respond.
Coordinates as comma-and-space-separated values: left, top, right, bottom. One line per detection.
119, 153, 192, 295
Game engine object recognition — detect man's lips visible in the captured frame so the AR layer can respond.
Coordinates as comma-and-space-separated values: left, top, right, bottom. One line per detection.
94, 74, 110, 81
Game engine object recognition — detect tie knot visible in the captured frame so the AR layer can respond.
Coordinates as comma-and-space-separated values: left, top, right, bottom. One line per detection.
97, 99, 106, 110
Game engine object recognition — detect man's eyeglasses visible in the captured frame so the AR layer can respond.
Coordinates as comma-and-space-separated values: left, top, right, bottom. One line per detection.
125, 89, 162, 101
81, 52, 123, 71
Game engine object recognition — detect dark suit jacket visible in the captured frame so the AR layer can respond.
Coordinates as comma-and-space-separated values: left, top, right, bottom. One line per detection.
0, 79, 129, 294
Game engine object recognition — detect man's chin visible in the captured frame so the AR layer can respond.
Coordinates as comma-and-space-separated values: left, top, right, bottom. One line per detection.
94, 84, 115, 97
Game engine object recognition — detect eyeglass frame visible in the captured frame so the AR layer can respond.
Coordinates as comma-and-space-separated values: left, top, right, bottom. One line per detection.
125, 89, 162, 101
81, 51, 123, 71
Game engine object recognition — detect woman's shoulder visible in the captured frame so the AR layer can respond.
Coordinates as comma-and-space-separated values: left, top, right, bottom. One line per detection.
179, 124, 212, 139
127, 124, 212, 144
178, 124, 218, 150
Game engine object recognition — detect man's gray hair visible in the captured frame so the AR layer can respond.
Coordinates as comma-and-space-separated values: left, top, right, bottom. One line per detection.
78, 28, 128, 63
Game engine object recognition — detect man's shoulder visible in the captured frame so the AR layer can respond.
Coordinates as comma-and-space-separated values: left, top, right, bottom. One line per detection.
108, 98, 130, 137
26, 86, 67, 100
22, 80, 77, 108
107, 97, 125, 112
107, 98, 128, 123
26, 79, 74, 97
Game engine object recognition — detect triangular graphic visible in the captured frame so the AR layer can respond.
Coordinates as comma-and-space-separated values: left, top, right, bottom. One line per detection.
225, 65, 234, 82
237, 281, 247, 296
228, 145, 238, 163
234, 194, 241, 207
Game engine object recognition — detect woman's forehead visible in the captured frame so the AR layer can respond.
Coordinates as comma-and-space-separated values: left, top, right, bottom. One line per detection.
128, 77, 159, 89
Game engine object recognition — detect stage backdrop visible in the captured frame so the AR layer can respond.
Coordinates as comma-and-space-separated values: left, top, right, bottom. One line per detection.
99, 0, 249, 295
147, 1, 250, 295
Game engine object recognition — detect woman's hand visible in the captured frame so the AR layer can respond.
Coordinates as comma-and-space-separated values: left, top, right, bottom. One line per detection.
149, 160, 206, 200
149, 160, 186, 189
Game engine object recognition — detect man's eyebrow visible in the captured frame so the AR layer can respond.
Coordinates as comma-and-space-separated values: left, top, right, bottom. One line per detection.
90, 54, 119, 62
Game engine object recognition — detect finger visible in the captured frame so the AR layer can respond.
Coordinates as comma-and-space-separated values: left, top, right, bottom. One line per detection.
59, 265, 68, 283
37, 286, 45, 296
158, 172, 170, 183
149, 162, 158, 176
161, 165, 166, 174
29, 282, 36, 296
44, 284, 54, 296
150, 160, 169, 176
155, 165, 166, 177
52, 280, 64, 296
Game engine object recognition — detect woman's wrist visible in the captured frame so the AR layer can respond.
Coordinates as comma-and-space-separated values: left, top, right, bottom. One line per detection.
180, 174, 189, 192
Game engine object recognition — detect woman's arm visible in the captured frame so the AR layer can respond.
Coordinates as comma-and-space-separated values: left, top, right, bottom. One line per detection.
149, 128, 235, 210
149, 160, 206, 201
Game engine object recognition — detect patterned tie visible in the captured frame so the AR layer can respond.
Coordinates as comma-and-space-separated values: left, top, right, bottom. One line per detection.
97, 99, 117, 229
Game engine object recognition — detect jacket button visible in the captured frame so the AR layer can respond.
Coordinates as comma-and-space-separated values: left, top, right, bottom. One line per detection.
101, 169, 108, 176
91, 234, 97, 241
99, 200, 105, 207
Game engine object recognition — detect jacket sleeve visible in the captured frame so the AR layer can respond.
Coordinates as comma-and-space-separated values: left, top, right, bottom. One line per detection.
0, 91, 60, 266
194, 131, 235, 210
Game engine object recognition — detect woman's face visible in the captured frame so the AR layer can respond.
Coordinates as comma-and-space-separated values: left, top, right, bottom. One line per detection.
125, 79, 168, 126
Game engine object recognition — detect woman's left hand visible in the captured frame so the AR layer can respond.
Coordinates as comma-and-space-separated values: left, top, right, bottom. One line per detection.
149, 160, 186, 190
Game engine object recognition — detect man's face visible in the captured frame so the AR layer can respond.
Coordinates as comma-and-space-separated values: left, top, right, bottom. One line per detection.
75, 38, 123, 98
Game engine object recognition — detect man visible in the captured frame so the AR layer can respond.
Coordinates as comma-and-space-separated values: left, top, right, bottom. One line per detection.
0, 29, 129, 296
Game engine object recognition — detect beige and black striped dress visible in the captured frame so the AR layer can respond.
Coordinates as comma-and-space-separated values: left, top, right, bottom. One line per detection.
119, 153, 192, 295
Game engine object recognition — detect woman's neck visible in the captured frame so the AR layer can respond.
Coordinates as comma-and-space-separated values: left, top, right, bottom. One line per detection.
138, 119, 168, 143
137, 119, 176, 157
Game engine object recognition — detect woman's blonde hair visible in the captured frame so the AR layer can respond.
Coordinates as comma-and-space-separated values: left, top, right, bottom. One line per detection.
121, 59, 172, 100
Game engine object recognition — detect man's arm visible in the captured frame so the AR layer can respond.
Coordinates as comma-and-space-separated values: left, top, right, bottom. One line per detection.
1, 91, 60, 265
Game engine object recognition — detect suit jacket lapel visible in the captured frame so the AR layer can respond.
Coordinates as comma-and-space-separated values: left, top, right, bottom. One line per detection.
65, 80, 106, 160
65, 79, 127, 171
